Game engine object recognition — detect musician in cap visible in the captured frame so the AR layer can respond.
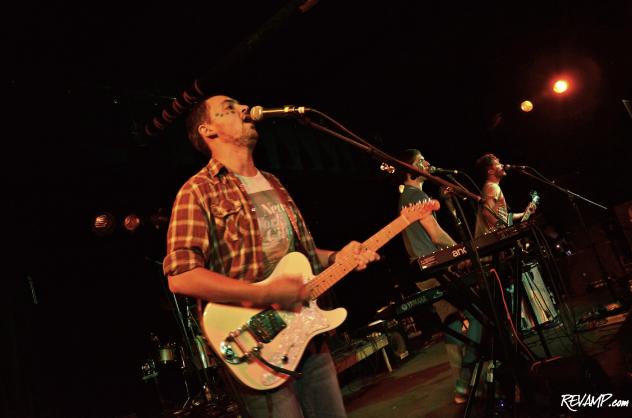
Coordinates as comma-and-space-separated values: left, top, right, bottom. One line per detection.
396, 148, 482, 404
163, 94, 380, 418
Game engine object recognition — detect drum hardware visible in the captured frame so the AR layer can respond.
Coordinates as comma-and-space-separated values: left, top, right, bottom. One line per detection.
141, 260, 245, 416
157, 342, 179, 365
139, 333, 189, 411
400, 315, 422, 339
141, 359, 159, 381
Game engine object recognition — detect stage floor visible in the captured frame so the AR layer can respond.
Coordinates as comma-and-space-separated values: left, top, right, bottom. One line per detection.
341, 286, 632, 418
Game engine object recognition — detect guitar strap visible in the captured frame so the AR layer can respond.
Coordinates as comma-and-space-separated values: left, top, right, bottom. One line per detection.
197, 201, 227, 319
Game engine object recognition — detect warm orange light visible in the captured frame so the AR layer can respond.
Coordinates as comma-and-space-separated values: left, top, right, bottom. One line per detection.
92, 213, 116, 236
124, 214, 141, 232
520, 100, 534, 112
553, 79, 569, 94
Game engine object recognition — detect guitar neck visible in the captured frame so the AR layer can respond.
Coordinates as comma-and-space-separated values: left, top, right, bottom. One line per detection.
308, 215, 411, 298
522, 209, 532, 222
521, 202, 536, 222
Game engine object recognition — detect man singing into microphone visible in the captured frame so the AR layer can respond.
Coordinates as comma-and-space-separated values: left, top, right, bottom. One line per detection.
163, 95, 380, 418
395, 148, 481, 404
474, 153, 532, 237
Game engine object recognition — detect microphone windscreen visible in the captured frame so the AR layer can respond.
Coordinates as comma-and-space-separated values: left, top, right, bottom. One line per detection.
250, 106, 264, 121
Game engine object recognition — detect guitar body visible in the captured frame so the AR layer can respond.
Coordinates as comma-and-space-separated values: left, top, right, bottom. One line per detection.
202, 252, 346, 390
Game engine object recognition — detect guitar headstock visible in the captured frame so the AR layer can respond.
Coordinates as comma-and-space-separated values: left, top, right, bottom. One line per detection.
522, 190, 540, 222
380, 162, 396, 174
529, 190, 540, 206
402, 199, 440, 222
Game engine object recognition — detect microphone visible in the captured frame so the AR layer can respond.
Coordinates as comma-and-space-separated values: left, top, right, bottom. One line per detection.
249, 105, 310, 122
503, 164, 528, 170
429, 166, 459, 175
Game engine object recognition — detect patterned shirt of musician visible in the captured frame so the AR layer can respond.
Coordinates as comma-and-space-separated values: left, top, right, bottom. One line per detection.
163, 158, 323, 282
474, 181, 511, 237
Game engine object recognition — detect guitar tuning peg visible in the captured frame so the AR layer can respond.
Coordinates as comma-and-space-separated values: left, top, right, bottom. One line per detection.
379, 162, 395, 174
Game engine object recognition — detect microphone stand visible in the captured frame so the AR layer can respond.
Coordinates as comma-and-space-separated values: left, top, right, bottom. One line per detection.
441, 180, 470, 243
508, 167, 625, 306
299, 110, 531, 417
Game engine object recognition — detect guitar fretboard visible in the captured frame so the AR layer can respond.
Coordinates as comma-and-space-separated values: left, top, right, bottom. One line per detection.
307, 215, 411, 298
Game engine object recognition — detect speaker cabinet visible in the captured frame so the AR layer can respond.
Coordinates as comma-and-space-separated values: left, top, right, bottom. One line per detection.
524, 355, 611, 415
558, 241, 626, 296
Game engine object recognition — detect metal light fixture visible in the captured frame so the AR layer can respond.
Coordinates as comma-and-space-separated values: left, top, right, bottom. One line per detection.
92, 212, 116, 236
123, 213, 142, 232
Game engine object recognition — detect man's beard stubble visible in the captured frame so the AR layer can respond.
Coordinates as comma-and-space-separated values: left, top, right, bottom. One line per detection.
230, 127, 259, 150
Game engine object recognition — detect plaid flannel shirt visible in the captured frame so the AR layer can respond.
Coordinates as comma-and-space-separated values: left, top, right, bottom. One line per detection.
163, 158, 323, 282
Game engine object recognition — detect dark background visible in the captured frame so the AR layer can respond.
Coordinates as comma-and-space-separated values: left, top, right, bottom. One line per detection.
4, 1, 632, 417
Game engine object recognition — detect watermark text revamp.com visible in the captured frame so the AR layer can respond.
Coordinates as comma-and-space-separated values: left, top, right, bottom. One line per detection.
561, 394, 629, 412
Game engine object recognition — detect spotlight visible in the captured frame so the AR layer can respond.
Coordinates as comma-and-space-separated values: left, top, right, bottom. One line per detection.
553, 79, 569, 94
92, 213, 116, 236
123, 214, 142, 232
520, 100, 534, 112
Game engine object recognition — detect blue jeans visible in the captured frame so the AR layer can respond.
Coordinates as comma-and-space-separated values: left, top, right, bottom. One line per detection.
445, 310, 482, 394
241, 351, 347, 418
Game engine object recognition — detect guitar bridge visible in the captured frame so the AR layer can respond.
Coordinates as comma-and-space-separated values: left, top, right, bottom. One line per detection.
248, 309, 287, 343
219, 309, 287, 365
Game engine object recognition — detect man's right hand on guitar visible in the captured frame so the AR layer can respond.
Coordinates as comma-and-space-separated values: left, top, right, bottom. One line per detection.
262, 275, 310, 311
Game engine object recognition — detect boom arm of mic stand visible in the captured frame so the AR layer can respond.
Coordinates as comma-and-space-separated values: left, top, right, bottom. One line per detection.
512, 167, 607, 210
298, 116, 481, 203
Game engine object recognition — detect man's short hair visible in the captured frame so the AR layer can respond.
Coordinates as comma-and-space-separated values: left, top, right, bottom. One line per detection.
184, 100, 212, 157
394, 148, 422, 184
475, 153, 497, 178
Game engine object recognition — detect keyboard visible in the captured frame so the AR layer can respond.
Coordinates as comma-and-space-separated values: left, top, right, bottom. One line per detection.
417, 221, 535, 273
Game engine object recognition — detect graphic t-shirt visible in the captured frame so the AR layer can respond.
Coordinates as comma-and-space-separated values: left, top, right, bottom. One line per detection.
236, 171, 295, 277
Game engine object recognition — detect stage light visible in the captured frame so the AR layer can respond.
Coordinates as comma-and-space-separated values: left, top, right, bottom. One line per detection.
123, 213, 141, 232
92, 212, 116, 236
520, 100, 534, 112
553, 79, 569, 94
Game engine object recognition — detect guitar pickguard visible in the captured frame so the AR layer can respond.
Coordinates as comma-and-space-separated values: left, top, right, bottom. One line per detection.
216, 300, 332, 386
259, 301, 330, 385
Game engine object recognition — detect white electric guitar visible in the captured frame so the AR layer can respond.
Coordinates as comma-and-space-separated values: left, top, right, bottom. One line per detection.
201, 199, 439, 390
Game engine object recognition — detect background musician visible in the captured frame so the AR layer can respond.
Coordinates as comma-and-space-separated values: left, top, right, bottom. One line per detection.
395, 148, 482, 404
474, 153, 536, 237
